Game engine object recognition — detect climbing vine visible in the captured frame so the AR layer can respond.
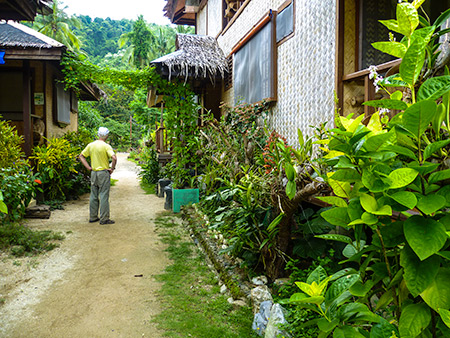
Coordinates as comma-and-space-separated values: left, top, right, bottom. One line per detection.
61, 52, 201, 188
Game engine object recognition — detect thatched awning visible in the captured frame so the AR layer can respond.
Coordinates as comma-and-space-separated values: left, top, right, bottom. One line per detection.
151, 33, 228, 83
0, 21, 64, 49
0, 0, 52, 21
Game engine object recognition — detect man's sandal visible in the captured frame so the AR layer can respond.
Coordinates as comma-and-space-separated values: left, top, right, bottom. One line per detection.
100, 219, 115, 225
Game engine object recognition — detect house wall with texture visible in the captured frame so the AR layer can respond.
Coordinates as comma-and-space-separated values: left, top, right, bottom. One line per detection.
197, 0, 337, 146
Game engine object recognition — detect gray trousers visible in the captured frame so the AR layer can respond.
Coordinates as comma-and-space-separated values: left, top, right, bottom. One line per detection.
89, 170, 111, 222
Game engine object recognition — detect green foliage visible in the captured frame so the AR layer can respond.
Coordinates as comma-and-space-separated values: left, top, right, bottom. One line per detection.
138, 146, 160, 185
0, 118, 27, 169
297, 2, 450, 335
0, 223, 64, 256
31, 137, 80, 201
0, 119, 40, 223
32, 0, 82, 51
118, 15, 153, 69
0, 167, 41, 224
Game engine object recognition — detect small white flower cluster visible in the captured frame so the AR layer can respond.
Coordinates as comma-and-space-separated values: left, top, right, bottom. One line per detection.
368, 65, 390, 93
378, 108, 390, 117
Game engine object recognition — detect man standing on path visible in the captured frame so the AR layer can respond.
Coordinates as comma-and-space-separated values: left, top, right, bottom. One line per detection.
79, 127, 117, 225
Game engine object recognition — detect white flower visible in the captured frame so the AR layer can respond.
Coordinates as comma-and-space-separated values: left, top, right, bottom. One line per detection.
368, 65, 378, 80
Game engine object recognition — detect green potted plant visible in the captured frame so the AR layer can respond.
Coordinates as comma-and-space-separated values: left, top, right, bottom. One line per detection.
163, 85, 201, 213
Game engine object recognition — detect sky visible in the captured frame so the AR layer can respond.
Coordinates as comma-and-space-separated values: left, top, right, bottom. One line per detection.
62, 0, 171, 25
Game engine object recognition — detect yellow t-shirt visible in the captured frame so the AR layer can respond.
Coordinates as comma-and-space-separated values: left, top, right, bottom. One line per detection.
81, 140, 115, 171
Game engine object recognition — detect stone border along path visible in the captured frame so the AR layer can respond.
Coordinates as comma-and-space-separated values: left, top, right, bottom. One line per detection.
0, 153, 170, 338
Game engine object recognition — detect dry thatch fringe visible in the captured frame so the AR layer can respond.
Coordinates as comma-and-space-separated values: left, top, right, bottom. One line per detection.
156, 34, 228, 83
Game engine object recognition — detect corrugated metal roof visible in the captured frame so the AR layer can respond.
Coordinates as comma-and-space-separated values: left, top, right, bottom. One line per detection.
0, 21, 64, 49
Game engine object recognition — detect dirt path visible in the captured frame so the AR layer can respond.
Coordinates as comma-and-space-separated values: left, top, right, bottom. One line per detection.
0, 153, 169, 338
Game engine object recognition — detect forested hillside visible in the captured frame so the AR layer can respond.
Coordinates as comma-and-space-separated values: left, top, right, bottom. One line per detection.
73, 16, 134, 63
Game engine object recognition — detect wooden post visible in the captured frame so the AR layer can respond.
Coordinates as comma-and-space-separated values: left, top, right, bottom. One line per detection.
23, 60, 31, 156
129, 115, 132, 147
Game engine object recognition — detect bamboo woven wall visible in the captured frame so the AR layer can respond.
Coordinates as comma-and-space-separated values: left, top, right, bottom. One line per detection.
200, 0, 337, 146
272, 0, 336, 145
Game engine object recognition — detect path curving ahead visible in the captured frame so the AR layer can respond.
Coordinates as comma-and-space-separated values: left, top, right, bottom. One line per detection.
0, 153, 169, 338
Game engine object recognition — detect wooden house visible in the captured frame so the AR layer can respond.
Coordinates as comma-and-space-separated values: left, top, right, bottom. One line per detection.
0, 21, 102, 156
160, 0, 450, 146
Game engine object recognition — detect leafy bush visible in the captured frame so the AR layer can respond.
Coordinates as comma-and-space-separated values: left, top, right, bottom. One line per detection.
0, 118, 27, 169
63, 129, 93, 198
288, 2, 450, 336
138, 146, 160, 184
0, 119, 41, 223
0, 167, 41, 223
31, 137, 79, 201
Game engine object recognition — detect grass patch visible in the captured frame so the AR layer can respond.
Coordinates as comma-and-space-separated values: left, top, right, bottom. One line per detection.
153, 214, 258, 338
140, 180, 156, 195
0, 223, 65, 256
110, 178, 119, 186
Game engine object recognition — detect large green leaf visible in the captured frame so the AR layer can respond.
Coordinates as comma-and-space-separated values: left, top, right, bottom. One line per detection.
417, 75, 450, 102
400, 27, 434, 86
421, 268, 450, 311
315, 196, 348, 207
285, 162, 296, 181
383, 145, 418, 160
372, 41, 407, 58
370, 318, 400, 338
321, 207, 350, 227
389, 191, 417, 209
439, 309, 450, 329
328, 177, 351, 198
338, 303, 379, 323
381, 74, 409, 88
286, 180, 296, 200
318, 318, 339, 333
307, 265, 328, 285
388, 168, 419, 189
423, 139, 450, 160
400, 245, 440, 297
429, 168, 450, 185
364, 131, 396, 152
399, 303, 431, 338
401, 100, 437, 139
397, 2, 419, 37
330, 169, 361, 183
404, 215, 447, 260
325, 274, 360, 306
360, 193, 378, 213
416, 194, 446, 215
333, 326, 366, 338
362, 99, 408, 110
408, 161, 439, 175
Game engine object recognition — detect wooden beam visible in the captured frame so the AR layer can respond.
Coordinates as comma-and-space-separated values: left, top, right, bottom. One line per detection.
5, 49, 62, 61
336, 0, 345, 116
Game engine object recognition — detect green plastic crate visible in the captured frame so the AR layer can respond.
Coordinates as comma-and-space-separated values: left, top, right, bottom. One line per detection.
172, 188, 199, 213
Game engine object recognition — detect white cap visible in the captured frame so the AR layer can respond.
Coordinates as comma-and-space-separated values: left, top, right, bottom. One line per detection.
98, 127, 109, 137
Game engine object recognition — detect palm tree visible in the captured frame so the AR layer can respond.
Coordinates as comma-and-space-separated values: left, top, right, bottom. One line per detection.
118, 16, 152, 69
33, 0, 82, 51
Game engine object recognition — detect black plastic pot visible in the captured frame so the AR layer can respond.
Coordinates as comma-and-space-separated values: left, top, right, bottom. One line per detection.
164, 185, 172, 210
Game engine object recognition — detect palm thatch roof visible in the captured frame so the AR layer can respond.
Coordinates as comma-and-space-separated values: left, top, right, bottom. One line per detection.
0, 21, 64, 49
151, 33, 228, 83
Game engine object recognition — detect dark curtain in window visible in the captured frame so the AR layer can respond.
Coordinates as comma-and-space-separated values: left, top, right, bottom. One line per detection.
360, 0, 397, 70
